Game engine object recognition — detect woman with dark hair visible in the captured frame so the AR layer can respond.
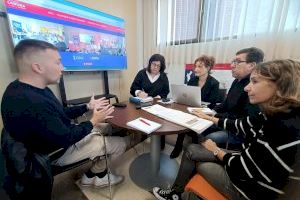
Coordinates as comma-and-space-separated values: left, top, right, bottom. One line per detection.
130, 54, 169, 99
170, 55, 222, 158
153, 59, 300, 200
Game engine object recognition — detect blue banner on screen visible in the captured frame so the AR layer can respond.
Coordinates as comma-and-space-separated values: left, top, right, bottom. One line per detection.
4, 0, 127, 71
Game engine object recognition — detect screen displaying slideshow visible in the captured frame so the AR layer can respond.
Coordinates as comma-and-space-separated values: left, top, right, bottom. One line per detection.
4, 0, 127, 71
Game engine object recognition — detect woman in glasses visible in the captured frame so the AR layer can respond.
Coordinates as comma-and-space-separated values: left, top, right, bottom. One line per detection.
130, 53, 169, 99
170, 55, 222, 158
153, 59, 300, 200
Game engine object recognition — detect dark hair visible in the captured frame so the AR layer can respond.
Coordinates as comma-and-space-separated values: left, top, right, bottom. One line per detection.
14, 39, 58, 62
146, 54, 166, 73
236, 47, 264, 64
253, 59, 300, 115
194, 55, 215, 73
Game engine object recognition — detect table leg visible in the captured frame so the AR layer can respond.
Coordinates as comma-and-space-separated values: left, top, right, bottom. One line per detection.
129, 135, 179, 190
150, 135, 160, 175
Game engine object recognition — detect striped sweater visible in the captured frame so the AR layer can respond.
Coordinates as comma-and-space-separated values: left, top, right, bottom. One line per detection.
218, 108, 300, 199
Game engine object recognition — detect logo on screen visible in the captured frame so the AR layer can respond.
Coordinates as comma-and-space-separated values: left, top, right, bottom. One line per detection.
7, 0, 26, 9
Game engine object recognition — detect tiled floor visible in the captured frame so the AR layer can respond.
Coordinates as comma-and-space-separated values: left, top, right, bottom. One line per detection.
53, 138, 182, 200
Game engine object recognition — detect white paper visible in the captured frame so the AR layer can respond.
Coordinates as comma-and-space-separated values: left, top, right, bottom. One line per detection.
142, 104, 213, 134
126, 117, 162, 134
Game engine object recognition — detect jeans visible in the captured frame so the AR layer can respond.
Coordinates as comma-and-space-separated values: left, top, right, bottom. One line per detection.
205, 130, 244, 145
173, 144, 246, 200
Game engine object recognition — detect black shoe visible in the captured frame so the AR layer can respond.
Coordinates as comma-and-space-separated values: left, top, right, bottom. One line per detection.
170, 146, 182, 159
153, 187, 181, 200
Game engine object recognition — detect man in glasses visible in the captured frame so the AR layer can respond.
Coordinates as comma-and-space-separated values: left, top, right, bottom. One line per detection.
201, 47, 264, 148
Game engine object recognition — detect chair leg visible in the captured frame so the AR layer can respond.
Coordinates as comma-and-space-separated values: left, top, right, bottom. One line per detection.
102, 133, 112, 200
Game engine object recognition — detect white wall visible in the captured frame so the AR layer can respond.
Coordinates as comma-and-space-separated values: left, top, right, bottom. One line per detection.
0, 0, 138, 130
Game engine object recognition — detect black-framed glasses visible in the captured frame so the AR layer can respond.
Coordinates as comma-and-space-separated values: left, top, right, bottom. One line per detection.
151, 62, 161, 68
231, 60, 247, 65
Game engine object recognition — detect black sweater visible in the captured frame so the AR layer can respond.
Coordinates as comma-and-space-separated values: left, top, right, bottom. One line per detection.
214, 75, 260, 119
218, 109, 300, 199
1, 80, 93, 154
130, 69, 170, 98
187, 75, 221, 107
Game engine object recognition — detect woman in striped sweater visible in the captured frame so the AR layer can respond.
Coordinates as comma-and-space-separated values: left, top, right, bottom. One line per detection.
153, 59, 300, 200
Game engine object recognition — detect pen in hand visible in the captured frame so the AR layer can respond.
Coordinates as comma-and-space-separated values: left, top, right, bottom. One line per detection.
139, 118, 151, 126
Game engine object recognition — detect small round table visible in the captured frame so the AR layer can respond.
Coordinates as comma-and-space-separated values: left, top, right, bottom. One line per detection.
107, 101, 190, 190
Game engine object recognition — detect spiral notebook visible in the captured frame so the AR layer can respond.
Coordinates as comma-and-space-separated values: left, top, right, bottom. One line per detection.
126, 117, 162, 134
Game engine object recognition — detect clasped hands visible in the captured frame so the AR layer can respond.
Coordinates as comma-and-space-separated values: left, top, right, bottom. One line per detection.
88, 94, 114, 127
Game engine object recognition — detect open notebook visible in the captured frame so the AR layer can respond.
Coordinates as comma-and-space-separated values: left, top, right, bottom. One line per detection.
126, 117, 162, 134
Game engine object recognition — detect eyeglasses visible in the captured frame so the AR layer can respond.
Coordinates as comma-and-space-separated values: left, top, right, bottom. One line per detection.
151, 62, 161, 68
231, 60, 247, 65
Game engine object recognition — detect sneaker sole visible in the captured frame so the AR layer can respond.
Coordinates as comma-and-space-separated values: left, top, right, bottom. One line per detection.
80, 177, 124, 188
153, 189, 168, 200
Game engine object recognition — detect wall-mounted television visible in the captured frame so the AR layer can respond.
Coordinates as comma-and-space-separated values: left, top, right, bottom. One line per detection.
4, 0, 127, 71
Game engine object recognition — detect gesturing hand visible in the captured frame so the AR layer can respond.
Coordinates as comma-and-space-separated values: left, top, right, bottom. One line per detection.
87, 93, 109, 110
90, 105, 114, 126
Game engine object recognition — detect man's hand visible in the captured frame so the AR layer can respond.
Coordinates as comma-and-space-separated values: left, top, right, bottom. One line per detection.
90, 105, 114, 127
87, 93, 109, 110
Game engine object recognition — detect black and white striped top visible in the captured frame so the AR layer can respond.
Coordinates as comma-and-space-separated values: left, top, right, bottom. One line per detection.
218, 109, 300, 199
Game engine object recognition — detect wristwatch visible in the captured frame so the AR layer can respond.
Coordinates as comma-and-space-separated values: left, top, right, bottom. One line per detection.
213, 147, 221, 156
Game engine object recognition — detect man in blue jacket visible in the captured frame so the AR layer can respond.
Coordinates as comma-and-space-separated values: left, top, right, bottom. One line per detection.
1, 39, 126, 199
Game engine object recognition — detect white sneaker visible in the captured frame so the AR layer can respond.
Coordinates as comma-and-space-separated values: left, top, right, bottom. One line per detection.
81, 174, 95, 186
94, 173, 124, 187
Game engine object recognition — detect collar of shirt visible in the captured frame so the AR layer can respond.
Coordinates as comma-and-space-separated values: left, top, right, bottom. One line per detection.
146, 70, 160, 83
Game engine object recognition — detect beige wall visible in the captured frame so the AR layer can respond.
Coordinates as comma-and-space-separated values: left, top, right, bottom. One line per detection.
0, 0, 138, 129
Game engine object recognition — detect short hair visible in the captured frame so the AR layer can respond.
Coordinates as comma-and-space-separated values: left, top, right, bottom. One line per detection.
194, 55, 215, 73
236, 47, 264, 64
14, 39, 58, 65
146, 54, 166, 73
253, 59, 300, 115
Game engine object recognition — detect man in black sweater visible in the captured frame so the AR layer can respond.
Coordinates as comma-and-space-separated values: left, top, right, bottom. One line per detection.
201, 47, 263, 147
1, 39, 126, 199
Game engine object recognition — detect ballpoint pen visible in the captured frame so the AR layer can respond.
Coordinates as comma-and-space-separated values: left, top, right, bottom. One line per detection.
139, 118, 151, 126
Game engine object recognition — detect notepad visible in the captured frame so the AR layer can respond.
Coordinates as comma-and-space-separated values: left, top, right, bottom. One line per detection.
126, 117, 162, 134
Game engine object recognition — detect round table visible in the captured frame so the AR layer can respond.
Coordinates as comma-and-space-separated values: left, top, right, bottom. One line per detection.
107, 101, 190, 190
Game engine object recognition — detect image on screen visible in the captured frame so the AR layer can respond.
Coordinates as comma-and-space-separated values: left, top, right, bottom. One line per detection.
4, 0, 127, 71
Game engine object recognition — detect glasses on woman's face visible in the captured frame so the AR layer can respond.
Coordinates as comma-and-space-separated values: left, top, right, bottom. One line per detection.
151, 62, 161, 68
231, 59, 247, 65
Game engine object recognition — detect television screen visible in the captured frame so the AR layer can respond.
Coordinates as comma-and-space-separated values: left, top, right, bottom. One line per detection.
4, 0, 127, 71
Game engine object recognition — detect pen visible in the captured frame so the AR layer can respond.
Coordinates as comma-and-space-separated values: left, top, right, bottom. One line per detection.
139, 118, 151, 126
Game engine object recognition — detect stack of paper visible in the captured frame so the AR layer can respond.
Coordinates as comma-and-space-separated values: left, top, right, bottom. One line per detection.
142, 104, 213, 134
126, 117, 162, 134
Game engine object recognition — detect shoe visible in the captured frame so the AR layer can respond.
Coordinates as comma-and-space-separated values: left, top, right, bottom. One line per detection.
81, 173, 124, 187
170, 146, 182, 159
94, 173, 124, 187
153, 187, 181, 200
81, 174, 95, 186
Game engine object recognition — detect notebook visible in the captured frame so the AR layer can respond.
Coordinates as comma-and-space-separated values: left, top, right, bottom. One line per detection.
171, 84, 202, 107
126, 117, 162, 134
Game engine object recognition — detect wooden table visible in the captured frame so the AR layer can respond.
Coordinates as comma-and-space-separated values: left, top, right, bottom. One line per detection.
107, 101, 190, 190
